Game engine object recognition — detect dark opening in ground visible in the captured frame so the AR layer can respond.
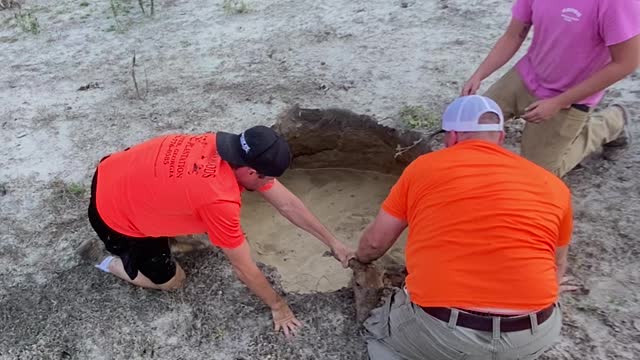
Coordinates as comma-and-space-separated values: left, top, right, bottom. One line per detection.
240, 106, 433, 293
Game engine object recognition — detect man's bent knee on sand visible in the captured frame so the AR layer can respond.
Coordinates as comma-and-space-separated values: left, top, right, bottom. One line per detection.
82, 125, 354, 337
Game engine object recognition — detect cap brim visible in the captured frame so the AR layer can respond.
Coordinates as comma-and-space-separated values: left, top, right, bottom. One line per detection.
216, 131, 248, 166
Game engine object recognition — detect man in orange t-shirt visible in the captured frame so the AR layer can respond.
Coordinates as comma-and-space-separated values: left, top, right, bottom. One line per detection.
84, 125, 352, 337
356, 96, 573, 359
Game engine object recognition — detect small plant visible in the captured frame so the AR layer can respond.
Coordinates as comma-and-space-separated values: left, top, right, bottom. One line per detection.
137, 0, 154, 17
66, 183, 86, 198
109, 0, 130, 30
110, 0, 124, 15
79, 2, 90, 7
399, 105, 438, 129
130, 51, 149, 100
51, 180, 87, 204
223, 0, 250, 14
108, 0, 148, 31
49, 180, 87, 215
109, 0, 122, 24
14, 11, 40, 34
213, 327, 225, 340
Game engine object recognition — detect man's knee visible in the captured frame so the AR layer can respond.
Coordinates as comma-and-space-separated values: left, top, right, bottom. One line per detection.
367, 339, 403, 360
157, 264, 186, 291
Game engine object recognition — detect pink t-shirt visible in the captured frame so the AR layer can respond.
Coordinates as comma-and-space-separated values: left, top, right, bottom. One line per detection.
512, 0, 640, 107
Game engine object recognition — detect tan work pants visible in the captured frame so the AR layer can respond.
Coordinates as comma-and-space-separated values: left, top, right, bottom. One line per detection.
484, 68, 624, 177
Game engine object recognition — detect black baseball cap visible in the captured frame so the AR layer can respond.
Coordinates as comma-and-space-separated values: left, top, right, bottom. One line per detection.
216, 125, 292, 177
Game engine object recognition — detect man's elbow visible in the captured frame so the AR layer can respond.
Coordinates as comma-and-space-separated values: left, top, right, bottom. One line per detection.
361, 233, 389, 256
366, 238, 386, 252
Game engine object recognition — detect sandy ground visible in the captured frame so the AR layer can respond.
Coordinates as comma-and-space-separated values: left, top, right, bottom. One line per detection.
1, 0, 639, 359
243, 168, 405, 293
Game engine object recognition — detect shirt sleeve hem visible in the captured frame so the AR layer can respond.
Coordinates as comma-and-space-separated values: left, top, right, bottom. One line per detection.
605, 30, 640, 47
209, 236, 245, 249
381, 203, 406, 221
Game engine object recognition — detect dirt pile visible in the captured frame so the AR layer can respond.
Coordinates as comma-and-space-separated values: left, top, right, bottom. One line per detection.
274, 105, 433, 174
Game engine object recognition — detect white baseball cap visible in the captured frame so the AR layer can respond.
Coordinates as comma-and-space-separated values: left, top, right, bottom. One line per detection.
442, 95, 504, 132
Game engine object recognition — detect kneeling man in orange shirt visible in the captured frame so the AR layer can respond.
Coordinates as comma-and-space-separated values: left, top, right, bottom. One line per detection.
357, 95, 573, 359
84, 125, 352, 337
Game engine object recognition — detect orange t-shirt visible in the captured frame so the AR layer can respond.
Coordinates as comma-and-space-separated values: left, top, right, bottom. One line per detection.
96, 133, 273, 249
382, 140, 572, 310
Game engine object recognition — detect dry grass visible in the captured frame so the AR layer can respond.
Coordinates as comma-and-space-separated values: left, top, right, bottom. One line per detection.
399, 104, 439, 129
0, 0, 21, 11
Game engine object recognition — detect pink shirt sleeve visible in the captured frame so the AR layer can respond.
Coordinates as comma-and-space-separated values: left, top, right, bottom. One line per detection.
511, 0, 533, 24
197, 201, 245, 249
599, 0, 640, 46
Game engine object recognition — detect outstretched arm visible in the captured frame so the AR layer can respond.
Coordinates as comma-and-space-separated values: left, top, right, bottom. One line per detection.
221, 240, 302, 337
356, 209, 407, 264
260, 180, 354, 267
462, 18, 531, 95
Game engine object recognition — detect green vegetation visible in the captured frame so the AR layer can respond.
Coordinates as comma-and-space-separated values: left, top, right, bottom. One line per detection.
223, 0, 250, 14
65, 183, 86, 198
399, 105, 439, 129
14, 11, 40, 34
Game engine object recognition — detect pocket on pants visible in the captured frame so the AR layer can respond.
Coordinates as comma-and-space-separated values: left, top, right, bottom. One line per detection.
555, 107, 588, 141
363, 291, 394, 340
517, 346, 548, 360
392, 314, 468, 360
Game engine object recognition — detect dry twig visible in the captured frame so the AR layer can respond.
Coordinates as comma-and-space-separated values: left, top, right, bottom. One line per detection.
130, 51, 148, 100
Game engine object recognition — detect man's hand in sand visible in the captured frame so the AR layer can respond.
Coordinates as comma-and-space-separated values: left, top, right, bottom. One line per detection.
271, 301, 302, 338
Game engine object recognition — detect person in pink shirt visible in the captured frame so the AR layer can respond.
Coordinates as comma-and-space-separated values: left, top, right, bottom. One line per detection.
462, 0, 640, 177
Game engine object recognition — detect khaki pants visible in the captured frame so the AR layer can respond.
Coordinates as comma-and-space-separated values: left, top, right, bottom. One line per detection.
484, 68, 625, 177
364, 289, 562, 360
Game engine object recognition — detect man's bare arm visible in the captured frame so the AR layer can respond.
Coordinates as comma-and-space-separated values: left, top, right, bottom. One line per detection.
221, 241, 301, 337
462, 18, 531, 94
555, 35, 640, 107
355, 209, 407, 264
523, 35, 640, 122
260, 180, 353, 266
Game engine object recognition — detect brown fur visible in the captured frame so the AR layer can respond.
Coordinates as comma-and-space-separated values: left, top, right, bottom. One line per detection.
350, 259, 407, 323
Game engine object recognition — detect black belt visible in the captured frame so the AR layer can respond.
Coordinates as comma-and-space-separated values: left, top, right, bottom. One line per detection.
420, 304, 555, 332
571, 104, 590, 112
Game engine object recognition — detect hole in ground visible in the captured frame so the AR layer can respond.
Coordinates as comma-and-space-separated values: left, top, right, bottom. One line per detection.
240, 106, 435, 293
